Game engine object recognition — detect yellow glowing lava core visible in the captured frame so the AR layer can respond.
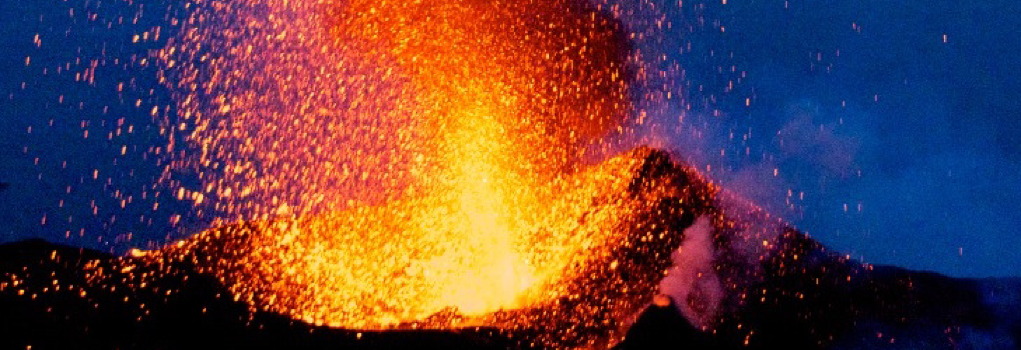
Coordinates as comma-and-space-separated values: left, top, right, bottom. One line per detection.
159, 0, 658, 338
168, 153, 660, 330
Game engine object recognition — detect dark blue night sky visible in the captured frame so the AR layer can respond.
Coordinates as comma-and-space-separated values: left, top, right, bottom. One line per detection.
2, 0, 1019, 277
671, 0, 1021, 277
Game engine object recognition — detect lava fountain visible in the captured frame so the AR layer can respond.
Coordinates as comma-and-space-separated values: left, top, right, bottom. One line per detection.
153, 0, 681, 347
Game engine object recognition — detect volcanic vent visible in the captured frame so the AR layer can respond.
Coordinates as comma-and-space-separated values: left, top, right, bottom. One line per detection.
144, 147, 714, 347
3, 0, 1020, 349
157, 0, 661, 343
3, 149, 1019, 349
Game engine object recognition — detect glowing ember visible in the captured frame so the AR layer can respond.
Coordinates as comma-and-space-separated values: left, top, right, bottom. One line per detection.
156, 0, 659, 340
11, 1, 1014, 349
155, 150, 702, 332
160, 0, 630, 220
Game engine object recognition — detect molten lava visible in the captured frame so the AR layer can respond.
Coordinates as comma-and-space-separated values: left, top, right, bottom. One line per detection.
155, 0, 674, 347
157, 150, 706, 334
162, 0, 630, 217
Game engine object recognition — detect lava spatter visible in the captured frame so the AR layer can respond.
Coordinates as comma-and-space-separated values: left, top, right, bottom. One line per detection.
157, 0, 659, 340
160, 0, 632, 220
129, 147, 714, 348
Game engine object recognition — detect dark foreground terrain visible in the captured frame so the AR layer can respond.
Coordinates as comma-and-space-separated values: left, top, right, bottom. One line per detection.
1, 150, 1019, 349
0, 239, 529, 349
4, 236, 1018, 349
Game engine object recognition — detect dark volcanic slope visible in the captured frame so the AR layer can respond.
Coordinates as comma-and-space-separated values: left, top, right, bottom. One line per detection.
1, 149, 1019, 349
0, 239, 522, 350
618, 264, 1021, 349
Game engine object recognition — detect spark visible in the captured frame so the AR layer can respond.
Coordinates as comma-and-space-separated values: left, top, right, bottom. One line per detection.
151, 0, 666, 346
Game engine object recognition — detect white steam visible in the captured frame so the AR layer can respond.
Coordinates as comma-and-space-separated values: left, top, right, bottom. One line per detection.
658, 216, 723, 329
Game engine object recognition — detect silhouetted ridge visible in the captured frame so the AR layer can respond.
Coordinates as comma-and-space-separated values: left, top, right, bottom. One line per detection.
1, 148, 1019, 349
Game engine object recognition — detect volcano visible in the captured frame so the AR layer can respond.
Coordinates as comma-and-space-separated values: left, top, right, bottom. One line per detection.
2, 148, 1018, 349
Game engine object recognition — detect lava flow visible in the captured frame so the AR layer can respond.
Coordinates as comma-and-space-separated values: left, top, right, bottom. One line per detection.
153, 0, 670, 342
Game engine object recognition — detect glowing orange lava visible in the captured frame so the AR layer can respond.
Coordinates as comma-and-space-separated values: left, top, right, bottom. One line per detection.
155, 0, 672, 346
159, 151, 681, 328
